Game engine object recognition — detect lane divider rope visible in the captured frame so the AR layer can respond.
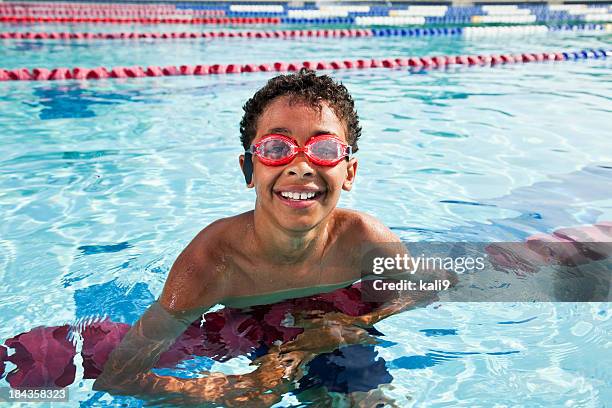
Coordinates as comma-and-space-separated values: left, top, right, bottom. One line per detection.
1, 49, 608, 82
0, 3, 222, 14
0, 11, 226, 17
0, 28, 375, 40
0, 16, 281, 24
2, 14, 610, 26
0, 3, 191, 8
1, 24, 607, 41
0, 10, 225, 17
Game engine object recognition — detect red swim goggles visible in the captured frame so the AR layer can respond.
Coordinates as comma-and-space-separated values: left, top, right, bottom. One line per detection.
247, 134, 352, 167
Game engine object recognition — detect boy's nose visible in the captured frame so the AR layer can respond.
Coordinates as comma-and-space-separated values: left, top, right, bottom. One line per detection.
284, 154, 314, 178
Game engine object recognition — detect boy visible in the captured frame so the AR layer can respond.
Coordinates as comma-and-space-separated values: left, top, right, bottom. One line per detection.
93, 69, 415, 405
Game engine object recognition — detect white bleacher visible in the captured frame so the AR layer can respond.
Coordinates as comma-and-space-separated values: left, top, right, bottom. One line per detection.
389, 6, 448, 17
354, 16, 426, 25
319, 6, 371, 13
287, 9, 349, 17
473, 15, 537, 23
229, 5, 284, 13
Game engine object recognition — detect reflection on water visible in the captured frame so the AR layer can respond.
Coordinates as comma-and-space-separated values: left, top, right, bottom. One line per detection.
428, 165, 612, 242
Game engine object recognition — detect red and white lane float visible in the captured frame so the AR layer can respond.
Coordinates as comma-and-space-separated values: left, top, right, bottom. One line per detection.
0, 24, 607, 42
0, 49, 608, 82
0, 16, 280, 25
0, 9, 225, 18
0, 2, 219, 15
0, 28, 374, 40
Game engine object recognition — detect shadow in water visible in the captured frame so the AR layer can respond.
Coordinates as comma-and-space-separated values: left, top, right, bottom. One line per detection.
27, 84, 144, 120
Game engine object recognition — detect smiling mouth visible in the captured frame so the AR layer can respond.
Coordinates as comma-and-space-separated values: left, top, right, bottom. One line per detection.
278, 191, 323, 201
274, 190, 326, 205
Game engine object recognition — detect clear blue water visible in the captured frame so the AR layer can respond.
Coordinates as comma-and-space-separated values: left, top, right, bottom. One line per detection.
0, 28, 611, 406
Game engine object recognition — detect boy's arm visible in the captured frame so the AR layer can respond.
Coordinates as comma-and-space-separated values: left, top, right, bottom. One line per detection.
92, 302, 205, 394
93, 227, 227, 396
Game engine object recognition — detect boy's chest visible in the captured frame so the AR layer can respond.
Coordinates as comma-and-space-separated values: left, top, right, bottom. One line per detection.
224, 245, 361, 301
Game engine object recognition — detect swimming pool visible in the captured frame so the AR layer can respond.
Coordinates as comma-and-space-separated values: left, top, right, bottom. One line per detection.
1, 9, 611, 407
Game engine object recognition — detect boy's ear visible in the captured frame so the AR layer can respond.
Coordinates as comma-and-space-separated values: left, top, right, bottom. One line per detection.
342, 158, 358, 191
239, 154, 255, 188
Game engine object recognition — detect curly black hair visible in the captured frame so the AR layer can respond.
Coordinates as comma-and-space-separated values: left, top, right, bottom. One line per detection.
239, 68, 361, 152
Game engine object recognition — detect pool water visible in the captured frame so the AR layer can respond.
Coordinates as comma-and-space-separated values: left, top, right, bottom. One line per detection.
1, 25, 611, 406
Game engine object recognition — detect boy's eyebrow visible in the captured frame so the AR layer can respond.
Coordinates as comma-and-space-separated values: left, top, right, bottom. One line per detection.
266, 127, 291, 134
264, 128, 339, 136
312, 129, 338, 136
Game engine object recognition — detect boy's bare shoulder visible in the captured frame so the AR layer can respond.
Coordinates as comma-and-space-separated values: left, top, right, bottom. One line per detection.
160, 212, 253, 312
332, 208, 400, 244
181, 211, 256, 271
192, 211, 253, 249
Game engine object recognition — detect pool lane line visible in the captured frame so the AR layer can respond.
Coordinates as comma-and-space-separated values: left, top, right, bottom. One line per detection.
0, 11, 226, 18
1, 24, 608, 42
2, 15, 612, 26
1, 49, 609, 82
0, 28, 376, 40
0, 16, 280, 25
0, 2, 209, 9
3, 16, 611, 26
0, 9, 225, 18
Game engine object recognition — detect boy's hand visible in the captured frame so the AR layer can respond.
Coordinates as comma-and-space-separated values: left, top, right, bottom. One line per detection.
279, 322, 377, 355
134, 354, 300, 407
187, 350, 311, 406
293, 310, 362, 328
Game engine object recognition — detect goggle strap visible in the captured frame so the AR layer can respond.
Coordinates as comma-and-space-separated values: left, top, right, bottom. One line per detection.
243, 151, 253, 185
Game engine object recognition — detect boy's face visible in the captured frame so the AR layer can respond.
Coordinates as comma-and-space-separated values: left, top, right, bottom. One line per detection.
240, 95, 357, 232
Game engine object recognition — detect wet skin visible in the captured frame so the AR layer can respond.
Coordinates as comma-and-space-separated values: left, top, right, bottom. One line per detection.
93, 96, 405, 405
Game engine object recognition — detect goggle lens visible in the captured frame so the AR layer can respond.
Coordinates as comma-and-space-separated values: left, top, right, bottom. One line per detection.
309, 139, 343, 161
259, 138, 292, 160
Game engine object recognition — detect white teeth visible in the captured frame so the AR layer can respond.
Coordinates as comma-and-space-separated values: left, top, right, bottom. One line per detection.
280, 191, 318, 200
